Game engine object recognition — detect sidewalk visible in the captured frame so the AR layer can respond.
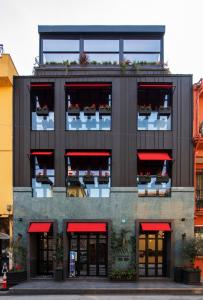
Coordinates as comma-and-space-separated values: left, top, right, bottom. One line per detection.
4, 278, 203, 296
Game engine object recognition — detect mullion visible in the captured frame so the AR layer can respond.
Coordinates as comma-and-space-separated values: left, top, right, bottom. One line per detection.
96, 234, 99, 276
155, 233, 158, 277
123, 51, 160, 54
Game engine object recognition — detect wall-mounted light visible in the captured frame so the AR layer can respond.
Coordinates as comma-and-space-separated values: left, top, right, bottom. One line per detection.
181, 218, 185, 222
182, 233, 186, 239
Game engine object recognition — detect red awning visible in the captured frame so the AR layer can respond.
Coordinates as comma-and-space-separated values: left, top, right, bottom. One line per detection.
65, 151, 111, 157
28, 222, 52, 233
65, 83, 111, 88
30, 83, 53, 87
67, 223, 107, 232
31, 151, 53, 156
138, 84, 175, 89
141, 223, 171, 231
138, 152, 172, 161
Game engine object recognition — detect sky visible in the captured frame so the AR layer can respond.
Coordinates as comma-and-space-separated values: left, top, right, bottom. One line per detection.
0, 0, 203, 82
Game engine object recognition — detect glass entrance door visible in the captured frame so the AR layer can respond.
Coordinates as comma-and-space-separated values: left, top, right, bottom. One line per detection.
139, 232, 166, 277
37, 232, 54, 275
68, 233, 108, 276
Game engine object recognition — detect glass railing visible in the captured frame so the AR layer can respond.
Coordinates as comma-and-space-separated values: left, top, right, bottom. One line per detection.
32, 170, 54, 197
137, 111, 171, 130
32, 112, 54, 130
137, 175, 171, 197
66, 111, 111, 130
67, 170, 111, 197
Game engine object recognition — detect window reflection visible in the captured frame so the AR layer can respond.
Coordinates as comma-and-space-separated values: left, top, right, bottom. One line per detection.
44, 53, 79, 63
88, 53, 119, 63
124, 53, 160, 63
43, 39, 79, 51
124, 39, 160, 52
84, 40, 119, 52
138, 112, 171, 130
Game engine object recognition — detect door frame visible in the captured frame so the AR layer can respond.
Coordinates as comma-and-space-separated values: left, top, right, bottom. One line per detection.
63, 219, 112, 278
135, 219, 174, 280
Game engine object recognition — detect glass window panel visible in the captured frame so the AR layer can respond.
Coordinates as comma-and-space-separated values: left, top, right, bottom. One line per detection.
80, 239, 87, 250
88, 53, 119, 63
148, 268, 155, 276
43, 39, 79, 51
124, 53, 160, 63
124, 40, 160, 52
84, 40, 119, 52
43, 53, 79, 63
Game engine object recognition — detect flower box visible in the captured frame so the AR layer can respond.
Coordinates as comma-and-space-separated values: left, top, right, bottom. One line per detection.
138, 175, 151, 184
158, 106, 171, 117
67, 107, 80, 116
83, 175, 95, 184
36, 107, 49, 116
84, 107, 96, 116
98, 176, 109, 184
156, 175, 169, 184
182, 268, 201, 285
99, 107, 111, 116
7, 270, 27, 288
138, 106, 151, 117
36, 175, 53, 185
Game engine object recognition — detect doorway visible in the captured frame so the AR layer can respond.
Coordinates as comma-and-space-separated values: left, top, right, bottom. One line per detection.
68, 232, 108, 276
36, 232, 54, 275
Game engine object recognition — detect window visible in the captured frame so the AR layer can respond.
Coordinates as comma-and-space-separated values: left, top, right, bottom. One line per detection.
65, 83, 112, 131
123, 39, 161, 63
42, 39, 79, 64
65, 151, 111, 198
137, 83, 173, 131
31, 151, 54, 197
137, 151, 172, 197
196, 171, 203, 210
31, 83, 54, 131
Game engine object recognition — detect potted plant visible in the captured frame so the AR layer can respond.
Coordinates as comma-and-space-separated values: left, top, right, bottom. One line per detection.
67, 171, 79, 184
138, 105, 152, 117
83, 170, 94, 184
158, 106, 171, 118
67, 104, 80, 116
36, 170, 53, 185
181, 237, 202, 284
79, 52, 89, 65
99, 104, 111, 117
110, 269, 136, 281
7, 235, 27, 287
53, 233, 64, 281
83, 104, 96, 116
156, 174, 169, 184
138, 174, 151, 184
98, 171, 109, 184
36, 105, 49, 117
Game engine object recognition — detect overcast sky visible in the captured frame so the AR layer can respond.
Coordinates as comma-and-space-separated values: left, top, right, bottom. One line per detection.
0, 0, 203, 82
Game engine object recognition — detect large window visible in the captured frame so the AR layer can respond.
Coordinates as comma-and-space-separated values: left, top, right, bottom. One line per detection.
137, 83, 173, 131
31, 83, 54, 131
66, 83, 112, 131
66, 151, 111, 198
31, 151, 54, 197
43, 39, 80, 63
123, 39, 161, 63
137, 151, 172, 197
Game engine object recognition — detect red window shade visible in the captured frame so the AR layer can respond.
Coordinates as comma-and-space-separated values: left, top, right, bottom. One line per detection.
137, 152, 172, 161
67, 223, 107, 232
65, 151, 111, 157
138, 84, 175, 89
30, 83, 53, 87
28, 222, 52, 233
31, 152, 53, 156
141, 223, 171, 231
65, 83, 111, 88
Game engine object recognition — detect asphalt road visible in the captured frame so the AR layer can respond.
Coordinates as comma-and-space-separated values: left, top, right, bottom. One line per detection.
1, 296, 203, 300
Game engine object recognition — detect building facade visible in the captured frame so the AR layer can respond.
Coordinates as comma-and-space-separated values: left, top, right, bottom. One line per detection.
0, 50, 18, 269
193, 79, 203, 275
13, 26, 194, 279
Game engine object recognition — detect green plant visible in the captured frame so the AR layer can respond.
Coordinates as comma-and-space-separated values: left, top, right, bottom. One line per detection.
182, 237, 203, 267
110, 269, 136, 280
120, 59, 131, 74
10, 235, 27, 271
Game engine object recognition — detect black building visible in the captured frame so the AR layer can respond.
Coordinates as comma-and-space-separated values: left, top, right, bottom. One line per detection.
13, 25, 194, 280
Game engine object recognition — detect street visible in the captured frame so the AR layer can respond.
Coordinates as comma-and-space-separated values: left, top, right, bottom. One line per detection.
1, 296, 203, 300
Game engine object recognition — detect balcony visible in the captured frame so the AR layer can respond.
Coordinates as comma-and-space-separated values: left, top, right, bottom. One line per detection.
138, 109, 171, 130
65, 83, 111, 131
137, 175, 171, 197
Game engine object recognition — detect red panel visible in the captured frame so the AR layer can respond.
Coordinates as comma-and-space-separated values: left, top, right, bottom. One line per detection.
141, 223, 171, 231
138, 84, 174, 89
67, 223, 106, 232
30, 83, 52, 87
65, 83, 111, 88
138, 152, 172, 161
31, 151, 53, 156
28, 222, 52, 233
65, 151, 111, 157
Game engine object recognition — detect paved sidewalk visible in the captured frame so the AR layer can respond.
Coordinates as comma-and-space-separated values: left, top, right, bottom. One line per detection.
4, 278, 203, 296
